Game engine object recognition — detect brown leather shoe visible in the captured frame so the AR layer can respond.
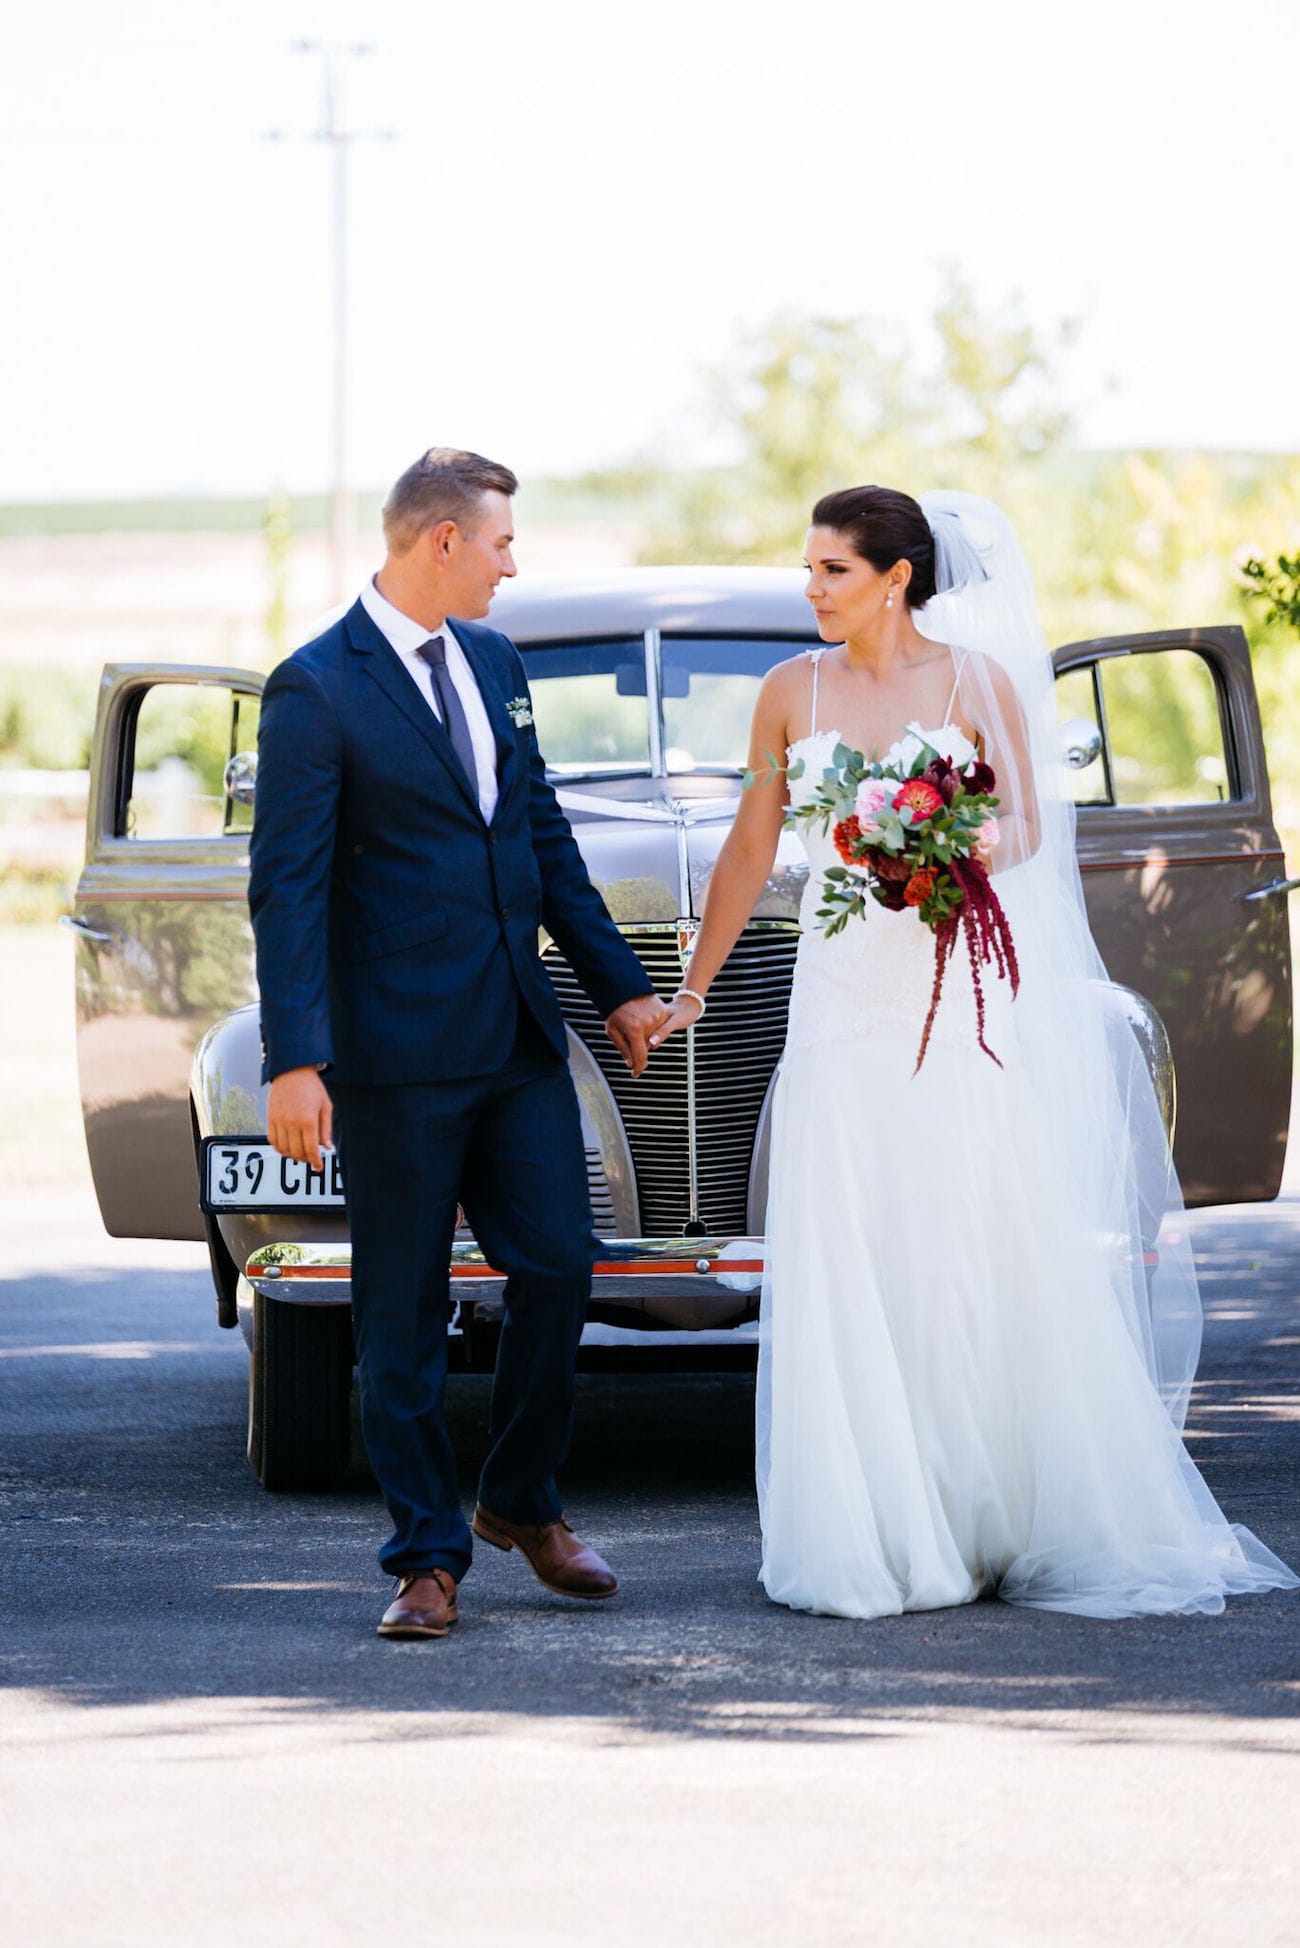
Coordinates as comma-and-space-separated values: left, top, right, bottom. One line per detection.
376, 1567, 459, 1639
472, 1503, 619, 1599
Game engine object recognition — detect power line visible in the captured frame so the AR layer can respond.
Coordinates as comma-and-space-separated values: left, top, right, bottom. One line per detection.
267, 42, 396, 605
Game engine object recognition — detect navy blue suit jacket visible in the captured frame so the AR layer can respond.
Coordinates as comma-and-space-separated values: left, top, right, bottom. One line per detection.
248, 598, 652, 1085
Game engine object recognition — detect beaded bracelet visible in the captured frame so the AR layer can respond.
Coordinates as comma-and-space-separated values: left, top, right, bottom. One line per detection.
673, 987, 707, 1019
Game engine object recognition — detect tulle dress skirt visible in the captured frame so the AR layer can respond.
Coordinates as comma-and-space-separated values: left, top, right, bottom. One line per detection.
757, 810, 1297, 1620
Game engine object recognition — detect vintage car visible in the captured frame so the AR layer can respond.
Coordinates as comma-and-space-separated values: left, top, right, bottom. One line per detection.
66, 569, 1296, 1488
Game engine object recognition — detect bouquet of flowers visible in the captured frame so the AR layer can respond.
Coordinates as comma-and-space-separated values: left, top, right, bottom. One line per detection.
771, 731, 1019, 1072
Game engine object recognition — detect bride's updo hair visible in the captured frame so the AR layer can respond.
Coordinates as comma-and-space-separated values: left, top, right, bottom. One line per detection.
810, 486, 936, 608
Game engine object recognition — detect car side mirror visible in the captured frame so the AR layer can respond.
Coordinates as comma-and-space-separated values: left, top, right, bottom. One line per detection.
1059, 719, 1103, 771
224, 750, 259, 805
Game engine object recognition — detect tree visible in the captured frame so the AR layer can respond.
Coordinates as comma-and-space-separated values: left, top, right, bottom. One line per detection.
642, 270, 1077, 564
1239, 551, 1300, 632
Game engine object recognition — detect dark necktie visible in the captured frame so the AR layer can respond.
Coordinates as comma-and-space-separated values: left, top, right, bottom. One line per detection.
415, 635, 478, 798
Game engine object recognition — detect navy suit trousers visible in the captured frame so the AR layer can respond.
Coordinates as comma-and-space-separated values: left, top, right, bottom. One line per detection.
330, 1007, 595, 1582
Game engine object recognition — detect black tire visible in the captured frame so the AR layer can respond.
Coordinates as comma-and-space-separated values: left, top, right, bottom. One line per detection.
247, 1293, 354, 1491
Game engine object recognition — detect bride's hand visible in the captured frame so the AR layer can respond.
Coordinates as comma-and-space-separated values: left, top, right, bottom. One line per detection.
648, 991, 704, 1048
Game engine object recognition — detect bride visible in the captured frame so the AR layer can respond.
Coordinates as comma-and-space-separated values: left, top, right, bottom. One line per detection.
651, 485, 1298, 1619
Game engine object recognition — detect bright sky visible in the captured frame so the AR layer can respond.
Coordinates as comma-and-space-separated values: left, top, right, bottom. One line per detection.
3, 0, 1295, 501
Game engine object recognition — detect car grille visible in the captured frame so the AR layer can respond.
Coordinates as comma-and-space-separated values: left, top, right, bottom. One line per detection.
542, 925, 798, 1236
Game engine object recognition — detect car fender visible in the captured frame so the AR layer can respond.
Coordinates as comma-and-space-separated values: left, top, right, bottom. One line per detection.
559, 1027, 638, 1237
192, 1003, 266, 1143
189, 1006, 637, 1305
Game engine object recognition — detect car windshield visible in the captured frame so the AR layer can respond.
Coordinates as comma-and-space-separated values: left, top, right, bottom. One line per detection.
661, 637, 812, 773
523, 635, 817, 778
522, 639, 652, 775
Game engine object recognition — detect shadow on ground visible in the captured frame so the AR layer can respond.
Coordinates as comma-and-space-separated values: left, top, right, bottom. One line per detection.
1, 1204, 1297, 1741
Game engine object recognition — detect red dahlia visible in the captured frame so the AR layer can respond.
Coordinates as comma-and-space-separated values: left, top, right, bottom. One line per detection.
893, 779, 944, 820
832, 816, 863, 862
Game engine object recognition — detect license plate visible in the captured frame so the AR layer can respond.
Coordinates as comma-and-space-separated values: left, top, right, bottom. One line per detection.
201, 1138, 346, 1212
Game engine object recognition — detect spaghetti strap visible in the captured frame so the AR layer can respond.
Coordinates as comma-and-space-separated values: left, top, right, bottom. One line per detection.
944, 648, 967, 722
808, 648, 826, 735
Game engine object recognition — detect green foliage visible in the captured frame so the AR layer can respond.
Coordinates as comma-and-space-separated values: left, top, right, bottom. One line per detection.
643, 268, 1077, 564
127, 687, 258, 838
742, 747, 801, 792
253, 1242, 310, 1266
1240, 551, 1300, 632
1097, 650, 1227, 807
0, 667, 98, 770
0, 491, 384, 538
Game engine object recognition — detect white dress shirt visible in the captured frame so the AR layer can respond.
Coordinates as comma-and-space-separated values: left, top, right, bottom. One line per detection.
359, 577, 500, 823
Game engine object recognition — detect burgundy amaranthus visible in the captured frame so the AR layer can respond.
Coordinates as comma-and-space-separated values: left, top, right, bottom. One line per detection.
914, 857, 1020, 1075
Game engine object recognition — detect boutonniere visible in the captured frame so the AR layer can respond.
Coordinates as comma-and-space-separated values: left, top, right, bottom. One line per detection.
506, 696, 533, 730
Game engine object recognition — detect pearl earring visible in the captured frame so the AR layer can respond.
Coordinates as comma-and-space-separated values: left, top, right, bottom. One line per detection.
885, 593, 894, 608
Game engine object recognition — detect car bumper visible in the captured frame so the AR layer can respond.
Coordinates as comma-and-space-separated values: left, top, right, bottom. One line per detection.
243, 1235, 765, 1331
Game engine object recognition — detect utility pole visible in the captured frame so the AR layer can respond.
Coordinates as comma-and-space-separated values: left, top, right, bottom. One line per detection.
268, 42, 394, 606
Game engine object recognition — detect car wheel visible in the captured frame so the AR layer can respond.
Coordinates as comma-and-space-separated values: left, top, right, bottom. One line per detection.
247, 1293, 354, 1491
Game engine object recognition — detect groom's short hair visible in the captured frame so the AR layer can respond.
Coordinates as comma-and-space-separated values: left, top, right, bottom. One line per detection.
383, 447, 519, 552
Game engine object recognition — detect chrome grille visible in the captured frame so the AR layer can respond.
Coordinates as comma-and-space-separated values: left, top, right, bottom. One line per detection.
542, 925, 798, 1235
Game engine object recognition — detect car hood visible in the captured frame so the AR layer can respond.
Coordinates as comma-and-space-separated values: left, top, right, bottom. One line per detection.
551, 774, 807, 927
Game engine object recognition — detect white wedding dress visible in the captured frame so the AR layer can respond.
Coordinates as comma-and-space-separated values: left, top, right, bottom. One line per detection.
756, 651, 1298, 1620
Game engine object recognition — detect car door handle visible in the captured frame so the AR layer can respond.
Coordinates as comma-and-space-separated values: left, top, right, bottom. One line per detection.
1242, 875, 1300, 902
59, 914, 114, 943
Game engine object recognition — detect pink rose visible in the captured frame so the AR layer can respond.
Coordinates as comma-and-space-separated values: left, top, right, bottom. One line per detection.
855, 777, 892, 822
976, 815, 1001, 853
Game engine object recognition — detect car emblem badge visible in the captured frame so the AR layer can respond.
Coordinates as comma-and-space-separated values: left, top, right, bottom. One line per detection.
676, 917, 699, 967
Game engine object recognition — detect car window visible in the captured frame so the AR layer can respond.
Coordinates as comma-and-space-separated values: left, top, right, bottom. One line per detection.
1055, 649, 1231, 808
661, 637, 818, 773
124, 685, 260, 840
1102, 649, 1229, 805
522, 640, 651, 775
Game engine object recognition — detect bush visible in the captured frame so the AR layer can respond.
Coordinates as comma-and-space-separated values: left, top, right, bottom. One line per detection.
0, 668, 99, 771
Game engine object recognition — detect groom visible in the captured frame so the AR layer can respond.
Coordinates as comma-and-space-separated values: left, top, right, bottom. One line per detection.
249, 447, 666, 1639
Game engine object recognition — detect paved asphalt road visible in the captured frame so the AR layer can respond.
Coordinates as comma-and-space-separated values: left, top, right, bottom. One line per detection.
1, 1191, 1297, 1947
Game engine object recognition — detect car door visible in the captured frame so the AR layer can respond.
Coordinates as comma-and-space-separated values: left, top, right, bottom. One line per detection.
67, 665, 264, 1239
1053, 625, 1293, 1206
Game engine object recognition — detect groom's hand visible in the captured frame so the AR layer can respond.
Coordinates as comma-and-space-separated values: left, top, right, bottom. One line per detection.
605, 994, 672, 1078
267, 1066, 333, 1171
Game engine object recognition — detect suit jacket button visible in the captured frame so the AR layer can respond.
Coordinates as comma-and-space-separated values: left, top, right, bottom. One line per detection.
501, 906, 511, 921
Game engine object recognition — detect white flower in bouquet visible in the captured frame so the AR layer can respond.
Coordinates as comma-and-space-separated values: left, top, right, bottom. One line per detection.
896, 721, 977, 770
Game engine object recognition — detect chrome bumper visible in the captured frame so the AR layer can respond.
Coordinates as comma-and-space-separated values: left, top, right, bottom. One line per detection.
244, 1235, 765, 1318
